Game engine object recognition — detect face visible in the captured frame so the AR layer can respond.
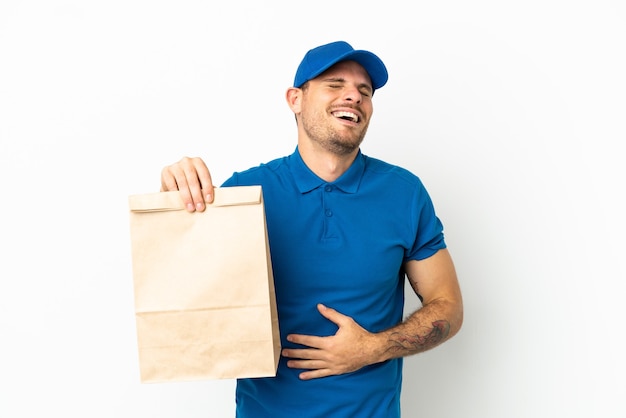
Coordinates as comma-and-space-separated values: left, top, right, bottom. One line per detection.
296, 60, 374, 156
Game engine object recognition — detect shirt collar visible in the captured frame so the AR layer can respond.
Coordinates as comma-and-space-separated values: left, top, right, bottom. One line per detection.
290, 146, 365, 194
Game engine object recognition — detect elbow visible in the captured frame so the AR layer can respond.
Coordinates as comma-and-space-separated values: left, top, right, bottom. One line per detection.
450, 299, 464, 338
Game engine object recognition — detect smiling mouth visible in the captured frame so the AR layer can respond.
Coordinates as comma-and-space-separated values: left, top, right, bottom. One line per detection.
332, 111, 359, 123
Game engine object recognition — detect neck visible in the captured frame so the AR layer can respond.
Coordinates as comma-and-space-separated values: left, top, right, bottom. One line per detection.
297, 138, 358, 182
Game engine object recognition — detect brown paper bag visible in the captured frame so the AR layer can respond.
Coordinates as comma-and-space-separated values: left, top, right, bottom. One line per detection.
128, 186, 280, 383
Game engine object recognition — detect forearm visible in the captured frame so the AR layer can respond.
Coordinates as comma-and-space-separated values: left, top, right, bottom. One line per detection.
282, 296, 462, 379
372, 298, 463, 363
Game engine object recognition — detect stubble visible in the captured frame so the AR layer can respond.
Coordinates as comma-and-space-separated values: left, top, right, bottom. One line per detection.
300, 106, 369, 156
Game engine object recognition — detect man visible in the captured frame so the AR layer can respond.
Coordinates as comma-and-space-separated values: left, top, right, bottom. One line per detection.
160, 41, 463, 417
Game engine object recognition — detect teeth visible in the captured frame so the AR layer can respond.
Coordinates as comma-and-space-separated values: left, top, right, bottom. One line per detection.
333, 111, 359, 122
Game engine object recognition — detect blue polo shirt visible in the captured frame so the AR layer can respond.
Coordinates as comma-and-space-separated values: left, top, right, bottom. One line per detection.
221, 147, 446, 418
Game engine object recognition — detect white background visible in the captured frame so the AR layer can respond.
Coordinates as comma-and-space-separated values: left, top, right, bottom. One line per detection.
1, 1, 624, 417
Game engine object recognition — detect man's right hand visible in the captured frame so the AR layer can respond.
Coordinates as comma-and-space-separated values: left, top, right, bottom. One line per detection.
160, 156, 215, 212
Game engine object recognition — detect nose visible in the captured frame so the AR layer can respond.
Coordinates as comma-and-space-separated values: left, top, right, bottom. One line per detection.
343, 84, 362, 104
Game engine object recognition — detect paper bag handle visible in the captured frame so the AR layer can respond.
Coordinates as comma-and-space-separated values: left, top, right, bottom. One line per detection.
129, 186, 262, 212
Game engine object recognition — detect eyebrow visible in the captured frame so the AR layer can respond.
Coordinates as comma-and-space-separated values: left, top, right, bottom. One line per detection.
321, 77, 373, 95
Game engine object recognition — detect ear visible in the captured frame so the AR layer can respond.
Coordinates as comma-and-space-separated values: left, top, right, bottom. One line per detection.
285, 87, 302, 114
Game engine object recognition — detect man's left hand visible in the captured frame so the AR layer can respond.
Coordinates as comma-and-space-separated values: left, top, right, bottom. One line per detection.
281, 303, 381, 380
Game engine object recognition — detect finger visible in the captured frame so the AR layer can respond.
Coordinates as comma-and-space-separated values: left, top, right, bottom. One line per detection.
160, 164, 182, 192
160, 157, 213, 212
286, 358, 327, 370
187, 157, 214, 205
282, 347, 324, 360
283, 357, 334, 379
286, 334, 325, 350
316, 303, 348, 326
298, 368, 333, 380
180, 157, 211, 212
167, 161, 197, 212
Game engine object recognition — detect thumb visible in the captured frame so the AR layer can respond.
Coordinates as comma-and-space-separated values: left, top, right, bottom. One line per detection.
317, 303, 348, 326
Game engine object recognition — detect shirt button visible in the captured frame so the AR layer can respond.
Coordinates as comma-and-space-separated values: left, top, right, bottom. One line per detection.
324, 185, 332, 192
325, 209, 333, 217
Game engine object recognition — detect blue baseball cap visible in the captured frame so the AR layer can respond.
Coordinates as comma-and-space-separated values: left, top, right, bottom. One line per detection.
293, 41, 388, 91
